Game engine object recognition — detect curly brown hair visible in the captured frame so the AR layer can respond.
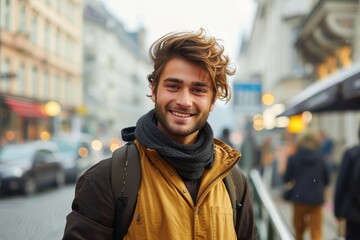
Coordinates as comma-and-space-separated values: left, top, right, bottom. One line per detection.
147, 28, 235, 103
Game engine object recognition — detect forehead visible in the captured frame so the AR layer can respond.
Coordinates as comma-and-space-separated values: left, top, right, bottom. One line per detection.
160, 58, 212, 85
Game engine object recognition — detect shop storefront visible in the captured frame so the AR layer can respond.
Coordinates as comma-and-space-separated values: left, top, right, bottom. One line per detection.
0, 96, 50, 144
0, 95, 76, 144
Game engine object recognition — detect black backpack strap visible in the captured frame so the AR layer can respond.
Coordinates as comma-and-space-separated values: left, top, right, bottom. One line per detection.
111, 142, 141, 240
224, 165, 246, 237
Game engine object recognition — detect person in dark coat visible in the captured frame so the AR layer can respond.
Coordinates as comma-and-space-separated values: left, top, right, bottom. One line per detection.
334, 124, 360, 240
284, 131, 330, 240
218, 127, 234, 147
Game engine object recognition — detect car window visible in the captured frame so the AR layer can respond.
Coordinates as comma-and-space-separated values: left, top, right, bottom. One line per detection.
52, 139, 77, 152
0, 144, 34, 162
34, 149, 55, 163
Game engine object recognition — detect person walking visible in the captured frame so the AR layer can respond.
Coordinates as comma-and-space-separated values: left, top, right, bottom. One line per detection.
319, 130, 335, 173
219, 127, 234, 147
334, 123, 360, 240
283, 131, 330, 240
63, 29, 258, 239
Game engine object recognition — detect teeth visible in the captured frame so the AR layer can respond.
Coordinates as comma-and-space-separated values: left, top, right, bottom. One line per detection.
172, 111, 191, 117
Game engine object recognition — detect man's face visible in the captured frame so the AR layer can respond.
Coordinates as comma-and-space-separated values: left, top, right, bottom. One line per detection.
152, 57, 215, 144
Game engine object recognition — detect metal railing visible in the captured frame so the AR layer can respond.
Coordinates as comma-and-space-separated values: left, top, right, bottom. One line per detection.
249, 169, 295, 240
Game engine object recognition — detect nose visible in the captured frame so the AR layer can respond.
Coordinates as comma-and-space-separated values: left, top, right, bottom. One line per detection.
176, 90, 192, 108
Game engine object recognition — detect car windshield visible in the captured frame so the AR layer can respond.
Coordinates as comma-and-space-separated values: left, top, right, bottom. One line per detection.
52, 139, 78, 153
0, 144, 34, 162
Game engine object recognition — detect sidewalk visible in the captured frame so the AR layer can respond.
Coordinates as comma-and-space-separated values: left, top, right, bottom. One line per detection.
270, 182, 340, 240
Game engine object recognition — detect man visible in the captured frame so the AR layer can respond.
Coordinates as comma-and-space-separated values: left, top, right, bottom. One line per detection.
63, 29, 258, 239
334, 123, 360, 240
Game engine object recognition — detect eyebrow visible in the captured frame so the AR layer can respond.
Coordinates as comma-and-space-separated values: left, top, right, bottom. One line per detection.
164, 78, 210, 88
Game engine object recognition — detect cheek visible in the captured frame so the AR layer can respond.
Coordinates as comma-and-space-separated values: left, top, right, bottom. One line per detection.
154, 89, 173, 103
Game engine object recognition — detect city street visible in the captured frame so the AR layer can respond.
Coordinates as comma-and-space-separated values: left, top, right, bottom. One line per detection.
0, 184, 75, 240
0, 172, 341, 240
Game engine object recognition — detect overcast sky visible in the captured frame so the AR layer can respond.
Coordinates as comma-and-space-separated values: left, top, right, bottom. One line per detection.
103, 0, 257, 63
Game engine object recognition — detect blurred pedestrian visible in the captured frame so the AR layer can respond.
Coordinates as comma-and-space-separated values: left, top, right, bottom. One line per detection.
239, 120, 260, 174
219, 127, 234, 147
319, 130, 335, 172
334, 123, 360, 240
260, 136, 274, 183
283, 131, 330, 240
63, 29, 258, 239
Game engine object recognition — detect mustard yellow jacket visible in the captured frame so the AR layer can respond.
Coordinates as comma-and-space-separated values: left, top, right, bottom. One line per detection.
63, 139, 258, 240
127, 139, 239, 239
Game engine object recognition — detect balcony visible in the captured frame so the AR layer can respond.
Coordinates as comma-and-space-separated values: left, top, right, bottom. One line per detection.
296, 0, 358, 64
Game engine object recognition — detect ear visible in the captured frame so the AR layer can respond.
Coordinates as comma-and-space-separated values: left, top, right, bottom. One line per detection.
209, 101, 215, 112
151, 82, 156, 103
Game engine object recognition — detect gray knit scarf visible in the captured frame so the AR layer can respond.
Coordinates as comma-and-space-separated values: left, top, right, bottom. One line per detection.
134, 109, 214, 180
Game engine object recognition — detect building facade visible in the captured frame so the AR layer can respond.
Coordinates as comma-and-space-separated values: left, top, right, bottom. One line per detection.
82, 0, 152, 144
0, 0, 83, 144
238, 0, 360, 161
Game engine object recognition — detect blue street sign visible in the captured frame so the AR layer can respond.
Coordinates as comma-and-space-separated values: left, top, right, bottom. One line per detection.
233, 82, 262, 113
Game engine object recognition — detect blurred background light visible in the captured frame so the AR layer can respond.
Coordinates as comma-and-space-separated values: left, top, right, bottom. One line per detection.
91, 139, 103, 151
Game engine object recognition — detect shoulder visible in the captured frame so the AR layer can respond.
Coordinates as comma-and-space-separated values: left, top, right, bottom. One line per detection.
214, 138, 240, 155
71, 157, 115, 227
80, 157, 111, 181
343, 145, 360, 160
75, 157, 112, 197
213, 139, 241, 166
287, 153, 297, 163
349, 145, 360, 156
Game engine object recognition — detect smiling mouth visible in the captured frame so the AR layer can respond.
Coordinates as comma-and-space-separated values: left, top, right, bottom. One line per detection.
170, 111, 192, 118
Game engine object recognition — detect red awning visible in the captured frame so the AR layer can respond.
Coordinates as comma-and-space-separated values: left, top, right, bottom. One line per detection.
4, 97, 48, 119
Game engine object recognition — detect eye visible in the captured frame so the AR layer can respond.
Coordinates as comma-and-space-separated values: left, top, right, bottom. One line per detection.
166, 84, 179, 90
193, 88, 206, 94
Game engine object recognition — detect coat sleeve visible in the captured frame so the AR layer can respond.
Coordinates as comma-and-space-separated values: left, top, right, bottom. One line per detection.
334, 149, 352, 218
323, 159, 330, 187
283, 156, 294, 182
62, 158, 115, 240
237, 173, 259, 240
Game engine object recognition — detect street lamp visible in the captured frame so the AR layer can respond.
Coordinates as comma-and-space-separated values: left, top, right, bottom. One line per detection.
44, 101, 61, 117
44, 101, 61, 136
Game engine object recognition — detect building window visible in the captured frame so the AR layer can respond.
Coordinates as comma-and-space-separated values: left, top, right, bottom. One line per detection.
68, 37, 73, 61
44, 22, 50, 51
56, 29, 61, 56
57, 0, 62, 15
65, 76, 71, 104
18, 63, 25, 95
0, 0, 11, 29
31, 67, 38, 97
64, 35, 71, 60
54, 74, 60, 100
1, 58, 11, 92
18, 2, 26, 33
290, 25, 306, 78
43, 71, 49, 100
68, 1, 73, 21
59, 75, 64, 102
31, 15, 38, 44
